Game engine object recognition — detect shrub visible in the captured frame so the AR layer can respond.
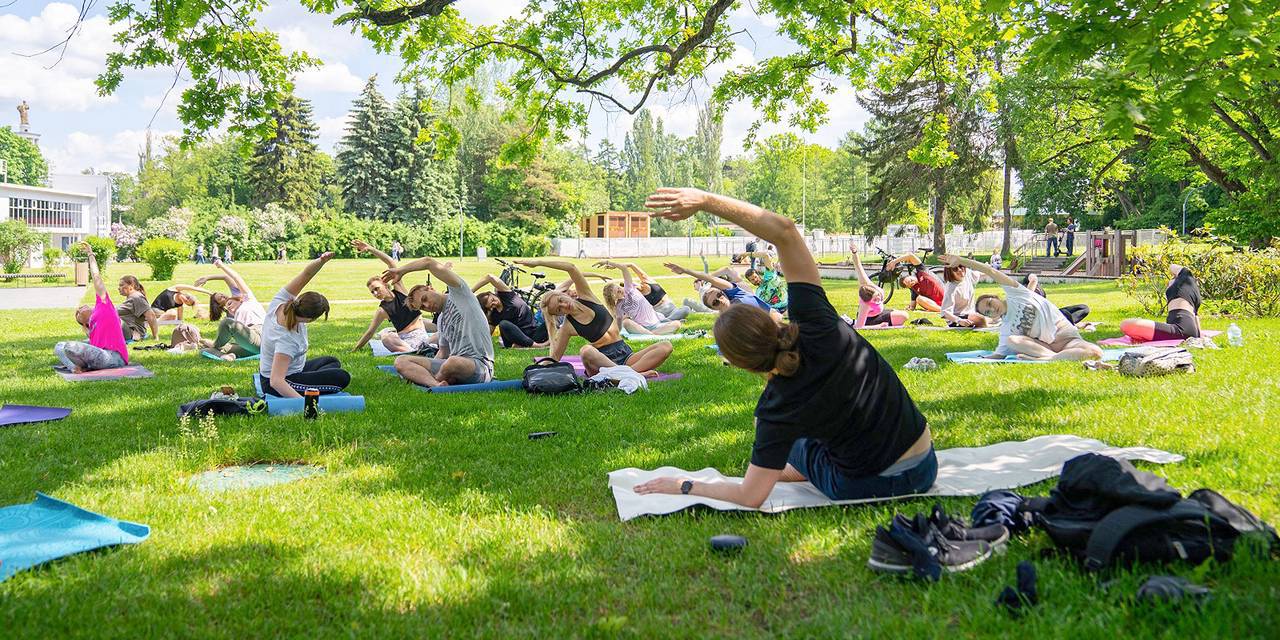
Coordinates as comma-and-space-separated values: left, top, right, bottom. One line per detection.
1121, 232, 1280, 317
137, 238, 191, 280
67, 236, 117, 271
0, 219, 43, 273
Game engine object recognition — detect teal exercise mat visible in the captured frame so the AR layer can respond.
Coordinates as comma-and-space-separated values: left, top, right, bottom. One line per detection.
0, 492, 150, 583
376, 365, 523, 393
200, 350, 260, 362
54, 364, 153, 381
945, 348, 1129, 364
187, 464, 325, 493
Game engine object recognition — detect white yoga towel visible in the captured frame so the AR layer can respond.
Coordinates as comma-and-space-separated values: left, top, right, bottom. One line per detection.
607, 435, 1183, 521
588, 365, 649, 394
370, 339, 395, 357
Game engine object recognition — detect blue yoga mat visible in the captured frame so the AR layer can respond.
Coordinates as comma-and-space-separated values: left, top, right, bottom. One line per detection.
0, 404, 71, 427
946, 348, 1129, 364
200, 350, 260, 362
0, 493, 149, 583
376, 365, 523, 393
250, 376, 365, 415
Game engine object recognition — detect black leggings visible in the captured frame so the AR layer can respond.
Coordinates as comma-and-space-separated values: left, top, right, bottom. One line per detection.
497, 320, 549, 348
261, 356, 351, 396
1058, 304, 1090, 325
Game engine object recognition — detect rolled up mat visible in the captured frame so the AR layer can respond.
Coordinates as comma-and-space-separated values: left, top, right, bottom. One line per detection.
945, 348, 1129, 364
264, 393, 365, 416
53, 365, 154, 381
0, 404, 72, 427
376, 364, 522, 393
0, 492, 150, 582
200, 350, 260, 362
1098, 330, 1220, 347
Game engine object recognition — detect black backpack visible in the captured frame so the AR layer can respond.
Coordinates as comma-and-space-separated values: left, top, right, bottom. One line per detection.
177, 397, 266, 418
1033, 454, 1278, 570
522, 358, 581, 394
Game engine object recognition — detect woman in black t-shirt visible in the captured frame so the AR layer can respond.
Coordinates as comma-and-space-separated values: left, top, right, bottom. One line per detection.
351, 240, 434, 353
634, 188, 936, 507
1119, 264, 1203, 342
472, 274, 549, 348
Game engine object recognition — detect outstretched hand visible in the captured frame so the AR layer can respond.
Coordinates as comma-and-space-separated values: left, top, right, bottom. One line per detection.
593, 261, 619, 270
633, 476, 685, 495
381, 267, 404, 286
663, 262, 686, 275
849, 243, 859, 256
193, 276, 209, 287
645, 187, 709, 221
77, 241, 94, 256
352, 240, 370, 253
212, 257, 223, 268
318, 251, 335, 263
938, 254, 961, 268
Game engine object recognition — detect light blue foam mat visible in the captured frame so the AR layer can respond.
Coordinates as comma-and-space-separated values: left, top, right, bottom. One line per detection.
187, 464, 325, 493
0, 492, 150, 582
946, 348, 1129, 364
251, 375, 365, 415
376, 364, 523, 393
200, 350, 260, 362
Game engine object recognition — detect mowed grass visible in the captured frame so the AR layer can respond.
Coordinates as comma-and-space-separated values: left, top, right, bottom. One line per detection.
0, 257, 1277, 638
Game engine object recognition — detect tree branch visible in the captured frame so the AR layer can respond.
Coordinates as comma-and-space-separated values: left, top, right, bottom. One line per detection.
1212, 101, 1273, 162
340, 0, 460, 26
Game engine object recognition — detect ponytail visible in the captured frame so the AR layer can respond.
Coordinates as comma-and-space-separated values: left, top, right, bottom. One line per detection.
283, 299, 300, 331
713, 304, 803, 376
773, 322, 801, 376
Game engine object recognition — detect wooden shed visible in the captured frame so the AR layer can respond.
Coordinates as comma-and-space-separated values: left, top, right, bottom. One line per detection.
580, 211, 650, 239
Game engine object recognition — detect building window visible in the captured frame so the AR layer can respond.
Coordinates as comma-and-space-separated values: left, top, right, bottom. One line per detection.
9, 197, 83, 229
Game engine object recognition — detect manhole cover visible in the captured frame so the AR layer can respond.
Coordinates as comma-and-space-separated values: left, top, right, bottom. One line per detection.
187, 464, 325, 493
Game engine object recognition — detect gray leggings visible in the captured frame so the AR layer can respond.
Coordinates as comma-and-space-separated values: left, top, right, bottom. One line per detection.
212, 317, 261, 357
55, 341, 126, 372
653, 300, 692, 321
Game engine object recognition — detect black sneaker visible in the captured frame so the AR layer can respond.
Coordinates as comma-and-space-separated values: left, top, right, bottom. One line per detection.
868, 525, 915, 574
925, 504, 1010, 546
868, 517, 994, 579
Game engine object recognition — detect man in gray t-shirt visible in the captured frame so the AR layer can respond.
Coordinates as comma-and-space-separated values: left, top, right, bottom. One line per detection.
381, 258, 495, 387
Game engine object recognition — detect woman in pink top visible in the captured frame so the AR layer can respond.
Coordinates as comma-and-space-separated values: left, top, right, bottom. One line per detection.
849, 245, 908, 328
54, 243, 129, 372
595, 260, 683, 335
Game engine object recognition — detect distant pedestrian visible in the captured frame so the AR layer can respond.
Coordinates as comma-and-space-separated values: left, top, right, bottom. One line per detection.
224, 246, 233, 263
391, 240, 403, 262
212, 243, 220, 262
195, 244, 206, 264
1044, 219, 1061, 257
1065, 217, 1078, 256
277, 244, 287, 264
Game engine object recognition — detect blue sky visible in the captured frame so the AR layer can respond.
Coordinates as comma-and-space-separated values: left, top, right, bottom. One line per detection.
1, 1, 870, 176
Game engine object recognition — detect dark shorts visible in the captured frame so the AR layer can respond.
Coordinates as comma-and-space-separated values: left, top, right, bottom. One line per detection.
787, 439, 938, 501
1153, 308, 1199, 340
597, 340, 634, 366
866, 310, 893, 326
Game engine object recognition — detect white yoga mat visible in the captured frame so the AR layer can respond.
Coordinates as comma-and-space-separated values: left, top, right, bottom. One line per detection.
369, 340, 396, 357
607, 435, 1183, 521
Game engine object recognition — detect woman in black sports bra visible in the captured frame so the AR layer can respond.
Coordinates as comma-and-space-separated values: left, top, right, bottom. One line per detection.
1119, 264, 1203, 342
515, 259, 674, 377
351, 239, 434, 353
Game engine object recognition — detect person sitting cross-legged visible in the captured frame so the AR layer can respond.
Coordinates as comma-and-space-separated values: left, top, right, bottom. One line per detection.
54, 243, 130, 373
849, 244, 909, 328
350, 239, 434, 354
594, 260, 683, 335
258, 253, 351, 396
666, 262, 782, 323
384, 257, 496, 387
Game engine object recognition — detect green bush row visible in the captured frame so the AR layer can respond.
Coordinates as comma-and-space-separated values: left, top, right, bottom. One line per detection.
1121, 234, 1280, 317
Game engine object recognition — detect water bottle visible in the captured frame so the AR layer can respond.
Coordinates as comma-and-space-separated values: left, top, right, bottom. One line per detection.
303, 388, 320, 419
1227, 323, 1243, 347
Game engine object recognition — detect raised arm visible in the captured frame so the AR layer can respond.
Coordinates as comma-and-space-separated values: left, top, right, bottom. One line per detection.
353, 239, 397, 268
515, 259, 594, 301
647, 188, 819, 285
666, 263, 734, 290
623, 262, 654, 283
848, 245, 877, 289
283, 252, 336, 296
940, 254, 1021, 289
383, 257, 464, 290
171, 284, 216, 297
471, 274, 512, 293
885, 252, 922, 271
593, 261, 635, 289
213, 258, 253, 298
80, 243, 108, 300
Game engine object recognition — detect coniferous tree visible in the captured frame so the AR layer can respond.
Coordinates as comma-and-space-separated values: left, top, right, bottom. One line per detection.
337, 76, 394, 218
385, 83, 459, 222
249, 92, 323, 210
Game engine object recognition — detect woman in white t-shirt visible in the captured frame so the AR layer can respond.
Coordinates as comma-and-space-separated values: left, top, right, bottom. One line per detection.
938, 264, 990, 328
197, 258, 269, 360
258, 252, 351, 397
941, 255, 1103, 361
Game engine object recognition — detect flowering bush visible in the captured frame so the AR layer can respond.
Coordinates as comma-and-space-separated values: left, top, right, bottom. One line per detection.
110, 222, 142, 259
144, 207, 194, 241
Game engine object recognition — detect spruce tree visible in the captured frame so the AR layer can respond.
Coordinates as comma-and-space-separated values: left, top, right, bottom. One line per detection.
337, 76, 394, 219
386, 83, 459, 223
249, 92, 323, 210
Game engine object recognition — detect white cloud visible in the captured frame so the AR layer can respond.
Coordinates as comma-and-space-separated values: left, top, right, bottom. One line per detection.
296, 62, 364, 94
315, 114, 352, 153
44, 128, 181, 174
457, 0, 527, 25
0, 3, 120, 113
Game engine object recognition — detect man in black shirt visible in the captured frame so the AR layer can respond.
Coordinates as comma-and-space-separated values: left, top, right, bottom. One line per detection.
634, 188, 935, 507
473, 274, 548, 348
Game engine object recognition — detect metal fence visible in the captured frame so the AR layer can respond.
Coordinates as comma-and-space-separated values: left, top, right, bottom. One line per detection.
551, 230, 1043, 259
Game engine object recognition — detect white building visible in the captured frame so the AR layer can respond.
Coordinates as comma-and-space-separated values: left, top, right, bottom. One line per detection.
0, 174, 112, 261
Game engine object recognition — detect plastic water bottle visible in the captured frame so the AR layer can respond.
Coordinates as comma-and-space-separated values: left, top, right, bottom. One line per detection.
1227, 323, 1243, 347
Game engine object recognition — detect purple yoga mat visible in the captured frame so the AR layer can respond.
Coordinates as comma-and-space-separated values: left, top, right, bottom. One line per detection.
1098, 330, 1221, 347
0, 405, 72, 427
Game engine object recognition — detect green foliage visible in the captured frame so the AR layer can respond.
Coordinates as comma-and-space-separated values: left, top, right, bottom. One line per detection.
1121, 234, 1280, 317
0, 219, 43, 273
336, 77, 395, 219
249, 92, 325, 210
137, 238, 191, 280
67, 236, 118, 270
131, 135, 253, 224
0, 127, 48, 186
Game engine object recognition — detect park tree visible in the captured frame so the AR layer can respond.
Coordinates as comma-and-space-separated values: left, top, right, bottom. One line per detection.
249, 92, 324, 211
593, 141, 624, 210
337, 77, 395, 219
0, 127, 49, 186
132, 136, 253, 223
385, 83, 462, 223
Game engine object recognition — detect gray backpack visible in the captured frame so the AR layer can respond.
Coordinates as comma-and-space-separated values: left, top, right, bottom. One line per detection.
1118, 347, 1194, 377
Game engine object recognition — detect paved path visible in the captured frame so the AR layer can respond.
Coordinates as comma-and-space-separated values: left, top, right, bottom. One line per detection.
0, 286, 86, 310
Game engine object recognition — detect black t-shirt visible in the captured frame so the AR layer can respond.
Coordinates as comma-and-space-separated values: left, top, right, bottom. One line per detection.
380, 289, 422, 332
1166, 269, 1201, 313
151, 289, 179, 311
643, 281, 667, 307
490, 290, 537, 334
752, 283, 928, 477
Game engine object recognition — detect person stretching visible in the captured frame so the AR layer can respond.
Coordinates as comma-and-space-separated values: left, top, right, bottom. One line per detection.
351, 239, 432, 354
473, 274, 548, 348
197, 258, 268, 360
614, 262, 692, 321
665, 262, 780, 320
116, 275, 159, 341
941, 255, 1103, 361
55, 243, 129, 372
849, 245, 909, 328
939, 261, 989, 328
258, 253, 350, 396
1024, 274, 1090, 326
384, 257, 495, 387
149, 287, 199, 322
594, 260, 684, 335
1119, 264, 1203, 342
516, 258, 673, 377
633, 188, 935, 506
743, 251, 788, 312
884, 252, 944, 312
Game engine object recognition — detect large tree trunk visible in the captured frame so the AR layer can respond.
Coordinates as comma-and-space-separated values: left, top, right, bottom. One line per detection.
932, 171, 947, 254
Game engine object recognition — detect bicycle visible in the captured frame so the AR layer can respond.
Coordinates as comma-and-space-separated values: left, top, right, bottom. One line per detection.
495, 258, 556, 308
868, 247, 942, 305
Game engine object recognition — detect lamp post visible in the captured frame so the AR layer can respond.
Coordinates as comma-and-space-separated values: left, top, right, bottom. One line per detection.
1180, 186, 1201, 236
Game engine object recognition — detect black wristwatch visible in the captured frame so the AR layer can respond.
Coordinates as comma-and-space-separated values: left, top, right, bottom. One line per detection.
680, 480, 694, 495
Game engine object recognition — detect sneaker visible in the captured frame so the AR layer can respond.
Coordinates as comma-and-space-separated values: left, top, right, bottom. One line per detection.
868, 516, 994, 578
925, 504, 1010, 546
868, 525, 915, 574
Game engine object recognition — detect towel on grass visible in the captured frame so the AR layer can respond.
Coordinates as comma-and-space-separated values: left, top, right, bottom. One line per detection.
1098, 330, 1221, 347
199, 350, 260, 362
53, 365, 154, 381
0, 492, 150, 582
945, 349, 1129, 364
608, 435, 1182, 521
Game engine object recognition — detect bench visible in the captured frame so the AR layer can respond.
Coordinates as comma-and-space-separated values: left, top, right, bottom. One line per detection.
0, 273, 68, 286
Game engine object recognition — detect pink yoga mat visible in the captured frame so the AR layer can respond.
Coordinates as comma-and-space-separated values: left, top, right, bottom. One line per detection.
1098, 330, 1220, 347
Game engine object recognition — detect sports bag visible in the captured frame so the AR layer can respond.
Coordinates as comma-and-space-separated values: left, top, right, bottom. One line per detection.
522, 358, 580, 394
1117, 346, 1193, 377
177, 397, 266, 418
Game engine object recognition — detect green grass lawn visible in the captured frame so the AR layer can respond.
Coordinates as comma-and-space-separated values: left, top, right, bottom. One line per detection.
1, 258, 1277, 638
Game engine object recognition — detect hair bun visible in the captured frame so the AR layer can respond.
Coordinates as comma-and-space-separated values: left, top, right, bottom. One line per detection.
774, 323, 801, 376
